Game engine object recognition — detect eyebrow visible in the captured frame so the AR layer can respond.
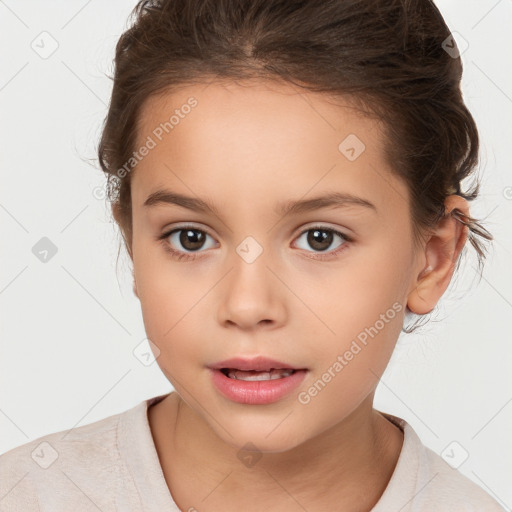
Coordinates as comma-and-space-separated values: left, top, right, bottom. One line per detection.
143, 189, 377, 217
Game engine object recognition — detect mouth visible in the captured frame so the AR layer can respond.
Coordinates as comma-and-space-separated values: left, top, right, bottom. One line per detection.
219, 368, 297, 381
209, 364, 308, 405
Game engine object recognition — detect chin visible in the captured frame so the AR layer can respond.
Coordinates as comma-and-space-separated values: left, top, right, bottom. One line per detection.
211, 424, 306, 455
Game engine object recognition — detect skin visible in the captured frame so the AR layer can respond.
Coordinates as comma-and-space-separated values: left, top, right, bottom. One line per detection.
114, 79, 469, 511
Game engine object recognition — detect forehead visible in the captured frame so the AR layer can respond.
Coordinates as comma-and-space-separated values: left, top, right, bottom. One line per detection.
130, 79, 410, 223
135, 79, 382, 155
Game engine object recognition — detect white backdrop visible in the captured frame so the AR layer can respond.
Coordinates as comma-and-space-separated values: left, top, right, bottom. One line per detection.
1, 0, 511, 508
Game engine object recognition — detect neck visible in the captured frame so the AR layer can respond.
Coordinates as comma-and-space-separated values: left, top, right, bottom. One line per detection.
150, 392, 404, 511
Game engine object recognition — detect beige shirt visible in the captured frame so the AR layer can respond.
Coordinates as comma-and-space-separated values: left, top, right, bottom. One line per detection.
0, 392, 505, 511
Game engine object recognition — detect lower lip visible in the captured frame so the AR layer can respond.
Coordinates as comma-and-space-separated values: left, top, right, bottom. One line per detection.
209, 368, 307, 405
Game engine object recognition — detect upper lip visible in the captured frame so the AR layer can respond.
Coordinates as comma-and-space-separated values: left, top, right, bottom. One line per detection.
208, 356, 305, 371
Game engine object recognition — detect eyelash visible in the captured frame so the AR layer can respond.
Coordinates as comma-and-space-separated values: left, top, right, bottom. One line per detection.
157, 224, 353, 262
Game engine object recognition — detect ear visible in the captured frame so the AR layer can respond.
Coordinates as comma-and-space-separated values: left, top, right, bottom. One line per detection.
407, 195, 469, 315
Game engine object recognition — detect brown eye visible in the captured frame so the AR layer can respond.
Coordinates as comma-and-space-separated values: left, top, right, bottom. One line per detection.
295, 226, 349, 254
161, 227, 216, 254
177, 229, 207, 251
307, 229, 334, 251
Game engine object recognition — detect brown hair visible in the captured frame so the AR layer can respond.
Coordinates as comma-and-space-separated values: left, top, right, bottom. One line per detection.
97, 0, 493, 333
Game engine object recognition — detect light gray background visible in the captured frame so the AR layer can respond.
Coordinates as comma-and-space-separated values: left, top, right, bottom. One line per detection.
1, 0, 511, 508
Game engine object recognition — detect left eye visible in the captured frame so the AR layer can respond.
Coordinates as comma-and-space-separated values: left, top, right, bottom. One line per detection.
293, 226, 350, 253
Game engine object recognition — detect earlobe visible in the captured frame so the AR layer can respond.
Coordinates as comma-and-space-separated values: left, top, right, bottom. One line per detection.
407, 195, 469, 316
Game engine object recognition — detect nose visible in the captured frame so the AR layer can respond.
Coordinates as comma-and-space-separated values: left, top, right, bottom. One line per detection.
216, 250, 287, 331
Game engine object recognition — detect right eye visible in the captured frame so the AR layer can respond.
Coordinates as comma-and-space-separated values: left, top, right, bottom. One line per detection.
158, 226, 217, 260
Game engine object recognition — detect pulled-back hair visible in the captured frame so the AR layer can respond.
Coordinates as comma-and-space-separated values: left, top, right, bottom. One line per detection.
97, 0, 493, 333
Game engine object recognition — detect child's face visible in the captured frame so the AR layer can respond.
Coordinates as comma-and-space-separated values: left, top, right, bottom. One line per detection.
130, 79, 424, 451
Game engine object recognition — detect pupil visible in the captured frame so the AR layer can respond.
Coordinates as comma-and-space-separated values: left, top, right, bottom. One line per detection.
308, 229, 332, 251
180, 229, 205, 250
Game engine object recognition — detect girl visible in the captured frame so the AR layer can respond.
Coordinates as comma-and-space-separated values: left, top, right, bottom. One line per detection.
0, 0, 506, 510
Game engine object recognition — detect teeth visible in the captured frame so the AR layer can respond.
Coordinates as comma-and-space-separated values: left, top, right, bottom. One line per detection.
225, 369, 294, 381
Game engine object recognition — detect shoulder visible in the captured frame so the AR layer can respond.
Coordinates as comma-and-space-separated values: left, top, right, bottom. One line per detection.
373, 412, 506, 512
419, 442, 505, 511
0, 405, 129, 511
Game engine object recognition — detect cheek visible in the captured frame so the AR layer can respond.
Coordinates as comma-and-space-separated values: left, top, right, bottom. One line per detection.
133, 251, 213, 371
133, 243, 178, 332
138, 270, 201, 342
299, 242, 408, 387
298, 273, 405, 427
305, 244, 407, 334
